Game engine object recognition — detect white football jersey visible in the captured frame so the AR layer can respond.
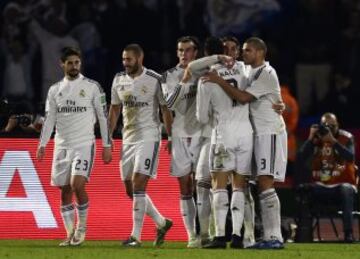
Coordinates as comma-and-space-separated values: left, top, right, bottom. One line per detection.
111, 68, 165, 144
197, 62, 253, 146
40, 74, 111, 149
161, 65, 205, 137
245, 63, 286, 135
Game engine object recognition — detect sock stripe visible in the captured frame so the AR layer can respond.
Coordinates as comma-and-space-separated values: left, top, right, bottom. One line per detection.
197, 181, 211, 189
61, 204, 75, 212
181, 195, 193, 200
76, 202, 89, 210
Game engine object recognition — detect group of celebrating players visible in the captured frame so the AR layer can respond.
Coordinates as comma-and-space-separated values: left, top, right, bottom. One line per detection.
37, 35, 287, 250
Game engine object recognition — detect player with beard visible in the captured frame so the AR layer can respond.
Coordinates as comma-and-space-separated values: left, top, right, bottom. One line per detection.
108, 44, 173, 247
37, 47, 112, 246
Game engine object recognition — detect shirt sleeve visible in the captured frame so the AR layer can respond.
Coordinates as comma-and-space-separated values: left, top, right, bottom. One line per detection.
188, 55, 218, 76
196, 81, 211, 124
111, 75, 121, 105
156, 79, 167, 106
162, 72, 187, 112
93, 85, 111, 147
39, 88, 56, 147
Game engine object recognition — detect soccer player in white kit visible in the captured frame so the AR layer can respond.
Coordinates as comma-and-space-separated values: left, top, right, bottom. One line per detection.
36, 47, 112, 246
195, 37, 253, 249
161, 36, 212, 248
222, 36, 256, 248
201, 37, 287, 249
108, 44, 173, 247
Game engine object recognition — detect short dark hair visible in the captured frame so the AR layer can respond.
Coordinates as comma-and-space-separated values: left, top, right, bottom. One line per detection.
221, 36, 240, 47
123, 43, 144, 57
176, 36, 200, 50
204, 36, 224, 55
245, 37, 267, 55
60, 47, 81, 62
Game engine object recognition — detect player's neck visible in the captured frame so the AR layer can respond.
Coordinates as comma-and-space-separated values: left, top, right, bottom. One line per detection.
65, 74, 80, 81
251, 60, 265, 69
128, 67, 144, 79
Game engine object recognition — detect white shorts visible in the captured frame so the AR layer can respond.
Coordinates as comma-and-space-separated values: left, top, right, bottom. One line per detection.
170, 137, 207, 177
209, 135, 253, 175
253, 132, 287, 182
51, 144, 95, 186
121, 141, 160, 181
195, 138, 211, 183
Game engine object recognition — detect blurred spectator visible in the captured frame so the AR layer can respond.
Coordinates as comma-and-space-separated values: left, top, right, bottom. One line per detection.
280, 83, 299, 177
294, 0, 338, 115
297, 113, 357, 243
70, 3, 104, 83
1, 39, 34, 103
29, 11, 78, 101
206, 0, 280, 37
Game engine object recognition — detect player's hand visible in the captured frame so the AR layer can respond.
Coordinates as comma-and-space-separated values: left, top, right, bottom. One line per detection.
36, 146, 45, 161
218, 55, 235, 69
181, 67, 192, 83
201, 71, 222, 85
165, 139, 172, 155
102, 147, 112, 164
272, 101, 285, 115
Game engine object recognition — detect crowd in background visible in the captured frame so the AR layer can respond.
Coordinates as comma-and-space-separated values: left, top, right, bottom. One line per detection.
0, 0, 360, 130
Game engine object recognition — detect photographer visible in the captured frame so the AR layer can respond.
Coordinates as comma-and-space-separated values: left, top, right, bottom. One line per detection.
297, 112, 357, 242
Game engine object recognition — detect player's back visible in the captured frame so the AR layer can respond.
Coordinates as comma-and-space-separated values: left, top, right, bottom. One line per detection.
198, 62, 252, 146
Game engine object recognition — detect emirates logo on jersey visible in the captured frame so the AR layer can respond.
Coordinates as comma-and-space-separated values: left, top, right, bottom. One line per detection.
79, 89, 86, 97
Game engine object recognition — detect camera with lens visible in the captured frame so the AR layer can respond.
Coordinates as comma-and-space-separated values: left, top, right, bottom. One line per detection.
317, 124, 331, 136
14, 114, 32, 127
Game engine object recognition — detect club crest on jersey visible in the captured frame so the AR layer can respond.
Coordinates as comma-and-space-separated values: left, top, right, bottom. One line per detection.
141, 85, 147, 95
79, 89, 86, 97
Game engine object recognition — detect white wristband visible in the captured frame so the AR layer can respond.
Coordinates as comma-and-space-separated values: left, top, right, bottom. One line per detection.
168, 136, 172, 141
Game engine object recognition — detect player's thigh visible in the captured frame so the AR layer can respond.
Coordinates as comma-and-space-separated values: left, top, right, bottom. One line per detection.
51, 148, 72, 186
120, 144, 136, 181
133, 141, 160, 179
71, 144, 95, 181
195, 138, 211, 183
235, 135, 253, 176
171, 137, 203, 177
209, 142, 236, 173
254, 133, 287, 182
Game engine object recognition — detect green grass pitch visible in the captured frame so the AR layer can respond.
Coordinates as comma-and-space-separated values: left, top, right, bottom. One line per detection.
0, 240, 359, 259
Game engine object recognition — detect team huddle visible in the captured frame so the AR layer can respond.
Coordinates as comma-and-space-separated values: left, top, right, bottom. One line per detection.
36, 35, 287, 249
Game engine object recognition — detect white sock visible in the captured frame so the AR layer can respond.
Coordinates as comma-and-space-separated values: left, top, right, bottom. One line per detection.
75, 202, 89, 231
260, 188, 283, 242
131, 192, 147, 241
61, 203, 75, 238
145, 194, 165, 228
196, 183, 211, 238
180, 195, 197, 240
243, 186, 255, 245
231, 188, 245, 236
213, 189, 229, 237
